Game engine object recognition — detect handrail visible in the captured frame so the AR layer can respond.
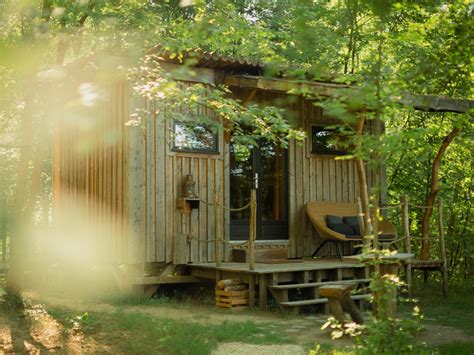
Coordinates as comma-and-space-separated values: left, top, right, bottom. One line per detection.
191, 190, 256, 271
198, 198, 252, 212
409, 204, 434, 209
379, 203, 403, 210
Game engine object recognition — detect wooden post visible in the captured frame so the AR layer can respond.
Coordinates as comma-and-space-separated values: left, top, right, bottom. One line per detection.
402, 194, 412, 296
215, 270, 222, 289
438, 197, 448, 297
357, 197, 366, 237
248, 189, 256, 271
371, 195, 379, 252
215, 194, 222, 267
259, 274, 268, 310
248, 274, 255, 307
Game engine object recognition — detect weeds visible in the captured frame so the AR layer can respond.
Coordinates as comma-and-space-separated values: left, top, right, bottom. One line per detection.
47, 306, 293, 354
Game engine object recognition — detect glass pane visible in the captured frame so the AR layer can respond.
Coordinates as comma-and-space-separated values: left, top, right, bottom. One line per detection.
173, 122, 218, 153
311, 126, 347, 155
260, 140, 285, 223
230, 141, 253, 221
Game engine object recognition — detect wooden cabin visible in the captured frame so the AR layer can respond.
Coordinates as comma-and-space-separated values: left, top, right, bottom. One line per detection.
54, 50, 383, 309
55, 50, 474, 308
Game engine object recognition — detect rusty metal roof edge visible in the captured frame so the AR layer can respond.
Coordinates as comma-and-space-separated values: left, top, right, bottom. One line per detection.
147, 45, 265, 68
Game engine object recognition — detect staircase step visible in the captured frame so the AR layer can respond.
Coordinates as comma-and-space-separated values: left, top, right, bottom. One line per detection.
270, 278, 370, 290
280, 294, 370, 307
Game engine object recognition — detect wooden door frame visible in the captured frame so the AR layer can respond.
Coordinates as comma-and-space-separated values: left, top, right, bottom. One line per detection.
229, 140, 289, 241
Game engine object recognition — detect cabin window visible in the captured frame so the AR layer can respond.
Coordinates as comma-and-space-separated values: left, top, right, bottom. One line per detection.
172, 121, 219, 154
311, 125, 348, 155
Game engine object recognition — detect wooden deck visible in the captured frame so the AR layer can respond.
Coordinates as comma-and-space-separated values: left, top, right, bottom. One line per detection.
187, 258, 364, 275
186, 259, 371, 312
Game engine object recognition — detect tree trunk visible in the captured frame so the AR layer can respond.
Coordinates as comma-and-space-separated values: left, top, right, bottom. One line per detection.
6, 89, 36, 295
354, 113, 373, 251
420, 127, 460, 260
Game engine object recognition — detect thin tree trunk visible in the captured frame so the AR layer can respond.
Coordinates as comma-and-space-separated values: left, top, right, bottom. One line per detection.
6, 89, 36, 295
6, 3, 92, 295
420, 127, 460, 260
354, 113, 373, 251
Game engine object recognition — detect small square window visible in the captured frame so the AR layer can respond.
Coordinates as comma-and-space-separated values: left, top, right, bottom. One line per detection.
172, 121, 219, 154
311, 125, 348, 155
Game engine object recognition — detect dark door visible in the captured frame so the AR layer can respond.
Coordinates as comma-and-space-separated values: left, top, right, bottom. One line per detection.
230, 139, 288, 240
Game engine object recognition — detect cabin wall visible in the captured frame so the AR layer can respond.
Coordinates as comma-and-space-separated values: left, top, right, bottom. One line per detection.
231, 88, 375, 258
55, 80, 130, 264
56, 68, 377, 266
130, 82, 229, 265
293, 99, 376, 258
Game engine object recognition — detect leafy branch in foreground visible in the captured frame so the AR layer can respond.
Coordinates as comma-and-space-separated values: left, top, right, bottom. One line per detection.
128, 54, 305, 149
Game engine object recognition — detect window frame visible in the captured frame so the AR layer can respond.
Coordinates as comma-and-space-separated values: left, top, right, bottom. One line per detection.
171, 120, 220, 155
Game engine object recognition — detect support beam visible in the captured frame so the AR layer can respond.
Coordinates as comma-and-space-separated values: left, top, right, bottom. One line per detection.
224, 75, 474, 114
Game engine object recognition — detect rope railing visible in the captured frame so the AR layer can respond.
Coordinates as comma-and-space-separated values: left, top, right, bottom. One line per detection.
379, 202, 403, 210
198, 198, 252, 212
187, 189, 257, 271
382, 236, 407, 245
359, 196, 445, 251
410, 204, 434, 209
409, 235, 442, 240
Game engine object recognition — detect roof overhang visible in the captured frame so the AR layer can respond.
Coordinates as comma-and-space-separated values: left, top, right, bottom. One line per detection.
224, 74, 473, 114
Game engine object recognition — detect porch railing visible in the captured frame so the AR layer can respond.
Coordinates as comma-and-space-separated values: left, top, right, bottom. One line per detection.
358, 194, 448, 296
188, 189, 257, 270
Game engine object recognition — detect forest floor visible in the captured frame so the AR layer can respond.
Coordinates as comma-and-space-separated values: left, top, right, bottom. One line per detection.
0, 279, 473, 354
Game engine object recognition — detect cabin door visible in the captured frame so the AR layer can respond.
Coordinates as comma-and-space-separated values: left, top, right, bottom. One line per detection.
230, 139, 288, 240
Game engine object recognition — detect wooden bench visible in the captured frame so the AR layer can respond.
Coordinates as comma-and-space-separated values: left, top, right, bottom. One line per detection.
319, 283, 364, 325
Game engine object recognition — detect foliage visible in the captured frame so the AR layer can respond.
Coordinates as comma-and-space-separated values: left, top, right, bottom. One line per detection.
0, 0, 471, 288
321, 254, 427, 354
129, 54, 306, 149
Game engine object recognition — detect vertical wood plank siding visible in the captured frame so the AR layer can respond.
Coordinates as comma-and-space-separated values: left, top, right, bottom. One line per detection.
57, 76, 374, 266
230, 88, 373, 258
131, 82, 227, 264
57, 81, 130, 264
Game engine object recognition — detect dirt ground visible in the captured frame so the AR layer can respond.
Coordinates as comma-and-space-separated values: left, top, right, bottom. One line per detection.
1, 291, 473, 354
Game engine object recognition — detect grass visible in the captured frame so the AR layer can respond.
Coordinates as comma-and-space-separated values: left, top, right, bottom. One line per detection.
398, 277, 474, 354
48, 306, 293, 354
435, 342, 474, 355
2, 270, 473, 354
400, 278, 474, 335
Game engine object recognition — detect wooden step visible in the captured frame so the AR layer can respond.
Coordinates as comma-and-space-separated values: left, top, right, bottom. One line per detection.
270, 278, 371, 290
280, 294, 370, 307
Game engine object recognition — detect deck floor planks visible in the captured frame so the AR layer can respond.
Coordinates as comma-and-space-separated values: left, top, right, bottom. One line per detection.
187, 259, 365, 275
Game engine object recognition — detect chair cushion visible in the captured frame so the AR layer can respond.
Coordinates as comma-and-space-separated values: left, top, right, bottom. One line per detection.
327, 223, 355, 236
326, 215, 344, 225
343, 216, 361, 235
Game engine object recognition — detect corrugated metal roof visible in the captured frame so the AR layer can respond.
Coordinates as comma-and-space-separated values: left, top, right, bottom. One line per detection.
148, 45, 264, 74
